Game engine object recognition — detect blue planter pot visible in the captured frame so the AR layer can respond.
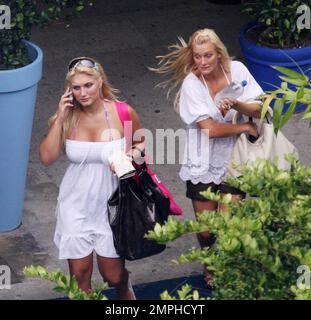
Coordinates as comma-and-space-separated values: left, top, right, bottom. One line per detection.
239, 22, 311, 113
0, 41, 43, 232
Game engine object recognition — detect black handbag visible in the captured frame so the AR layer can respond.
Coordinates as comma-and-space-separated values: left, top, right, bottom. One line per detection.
107, 161, 170, 260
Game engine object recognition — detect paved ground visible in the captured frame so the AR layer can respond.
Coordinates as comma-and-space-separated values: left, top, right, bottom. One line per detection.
1, 0, 310, 300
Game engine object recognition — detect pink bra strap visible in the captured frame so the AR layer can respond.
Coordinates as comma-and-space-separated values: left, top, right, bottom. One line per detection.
115, 101, 132, 152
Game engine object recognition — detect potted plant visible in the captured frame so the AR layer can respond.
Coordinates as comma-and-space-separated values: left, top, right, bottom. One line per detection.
239, 0, 311, 113
0, 0, 90, 232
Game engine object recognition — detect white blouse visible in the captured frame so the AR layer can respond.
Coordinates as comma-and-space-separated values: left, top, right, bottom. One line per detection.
179, 60, 264, 184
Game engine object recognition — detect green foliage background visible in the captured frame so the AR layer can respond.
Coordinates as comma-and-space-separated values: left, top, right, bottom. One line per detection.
148, 157, 311, 300
242, 0, 311, 48
0, 0, 91, 69
261, 66, 311, 134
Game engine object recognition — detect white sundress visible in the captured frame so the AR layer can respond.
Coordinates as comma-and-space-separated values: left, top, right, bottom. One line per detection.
54, 137, 125, 259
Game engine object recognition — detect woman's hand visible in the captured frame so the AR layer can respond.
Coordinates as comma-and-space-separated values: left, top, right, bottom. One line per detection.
219, 98, 238, 111
218, 98, 238, 117
57, 87, 74, 123
109, 162, 116, 175
246, 121, 258, 137
127, 144, 145, 165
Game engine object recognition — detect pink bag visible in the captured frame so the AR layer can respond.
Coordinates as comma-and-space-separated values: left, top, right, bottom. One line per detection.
115, 101, 182, 216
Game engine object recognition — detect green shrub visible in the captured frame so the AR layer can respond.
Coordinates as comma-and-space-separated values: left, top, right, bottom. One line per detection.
160, 283, 207, 300
242, 0, 311, 48
24, 265, 108, 300
148, 157, 311, 300
0, 0, 92, 69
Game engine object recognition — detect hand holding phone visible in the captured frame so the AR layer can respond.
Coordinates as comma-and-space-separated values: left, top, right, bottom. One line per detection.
57, 88, 75, 123
68, 90, 74, 105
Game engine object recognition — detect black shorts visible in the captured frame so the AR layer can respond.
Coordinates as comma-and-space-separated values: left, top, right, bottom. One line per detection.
186, 180, 246, 202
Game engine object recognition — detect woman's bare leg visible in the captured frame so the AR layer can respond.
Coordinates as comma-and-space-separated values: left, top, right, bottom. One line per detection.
96, 255, 135, 300
192, 199, 218, 247
68, 253, 93, 293
192, 200, 218, 287
219, 193, 243, 212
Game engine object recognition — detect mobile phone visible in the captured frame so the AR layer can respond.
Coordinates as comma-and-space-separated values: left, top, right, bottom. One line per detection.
68, 90, 76, 106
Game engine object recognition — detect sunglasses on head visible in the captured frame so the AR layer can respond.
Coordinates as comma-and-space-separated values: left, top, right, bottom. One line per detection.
67, 57, 97, 71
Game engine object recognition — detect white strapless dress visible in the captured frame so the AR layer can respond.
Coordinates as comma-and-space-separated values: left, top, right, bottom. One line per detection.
54, 138, 125, 259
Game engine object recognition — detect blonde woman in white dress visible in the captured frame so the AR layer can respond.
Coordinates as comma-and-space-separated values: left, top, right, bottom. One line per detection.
39, 57, 144, 299
152, 29, 264, 286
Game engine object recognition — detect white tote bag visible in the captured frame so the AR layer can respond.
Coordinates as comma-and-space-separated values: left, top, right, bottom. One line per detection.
226, 107, 299, 178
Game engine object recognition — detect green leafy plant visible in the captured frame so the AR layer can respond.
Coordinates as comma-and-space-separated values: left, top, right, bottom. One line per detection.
0, 0, 92, 69
148, 157, 311, 300
24, 265, 209, 300
242, 0, 310, 48
24, 265, 108, 300
160, 283, 207, 300
261, 66, 311, 134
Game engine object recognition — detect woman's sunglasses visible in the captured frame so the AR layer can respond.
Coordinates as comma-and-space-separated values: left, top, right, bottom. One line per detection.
68, 58, 97, 71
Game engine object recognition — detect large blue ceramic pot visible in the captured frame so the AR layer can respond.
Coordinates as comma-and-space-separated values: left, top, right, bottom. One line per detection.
240, 22, 311, 113
0, 41, 43, 232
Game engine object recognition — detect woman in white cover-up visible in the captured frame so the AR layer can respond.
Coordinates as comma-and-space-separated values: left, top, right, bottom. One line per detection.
152, 29, 264, 286
39, 57, 144, 299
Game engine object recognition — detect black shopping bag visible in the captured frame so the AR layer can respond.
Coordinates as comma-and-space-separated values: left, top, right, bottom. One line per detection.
108, 165, 170, 260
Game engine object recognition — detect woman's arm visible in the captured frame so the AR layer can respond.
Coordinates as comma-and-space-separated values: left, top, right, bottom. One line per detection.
39, 88, 73, 166
234, 100, 262, 118
39, 114, 64, 167
197, 117, 258, 139
221, 99, 262, 118
223, 61, 263, 118
127, 105, 145, 160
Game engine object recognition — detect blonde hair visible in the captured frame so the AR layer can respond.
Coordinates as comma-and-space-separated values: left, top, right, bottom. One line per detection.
151, 28, 232, 111
48, 57, 118, 148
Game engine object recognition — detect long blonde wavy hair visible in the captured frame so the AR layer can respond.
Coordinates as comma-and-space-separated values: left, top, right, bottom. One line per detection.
48, 57, 118, 149
151, 28, 232, 111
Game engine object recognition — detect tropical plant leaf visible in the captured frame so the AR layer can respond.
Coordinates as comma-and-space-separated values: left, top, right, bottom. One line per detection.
272, 98, 284, 134
280, 99, 297, 129
279, 76, 308, 87
272, 66, 307, 80
261, 93, 275, 121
